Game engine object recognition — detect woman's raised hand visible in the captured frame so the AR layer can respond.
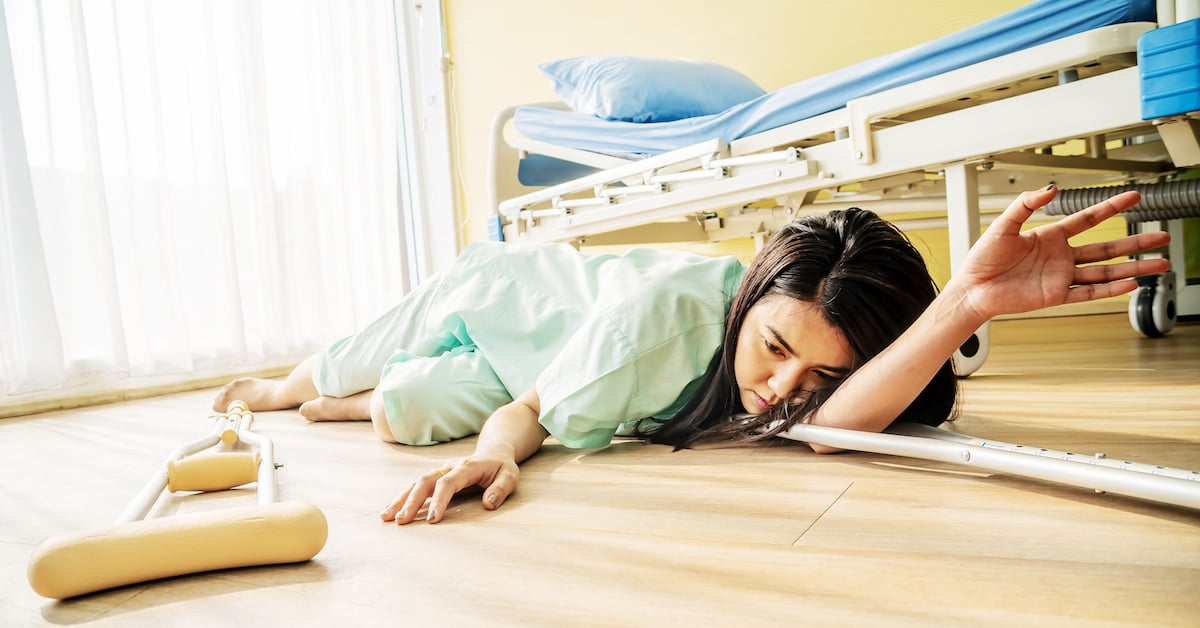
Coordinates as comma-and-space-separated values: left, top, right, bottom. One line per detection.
950, 185, 1171, 322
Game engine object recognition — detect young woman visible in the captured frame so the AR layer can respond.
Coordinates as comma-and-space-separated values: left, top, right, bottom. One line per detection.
214, 185, 1169, 525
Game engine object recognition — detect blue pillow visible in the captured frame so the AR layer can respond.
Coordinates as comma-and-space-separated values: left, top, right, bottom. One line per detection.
539, 54, 765, 123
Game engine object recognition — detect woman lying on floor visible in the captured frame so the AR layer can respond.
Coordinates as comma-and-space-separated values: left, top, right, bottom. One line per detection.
214, 185, 1169, 524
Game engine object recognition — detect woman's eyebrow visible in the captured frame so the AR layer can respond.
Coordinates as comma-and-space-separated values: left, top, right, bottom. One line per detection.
765, 324, 796, 355
765, 324, 851, 374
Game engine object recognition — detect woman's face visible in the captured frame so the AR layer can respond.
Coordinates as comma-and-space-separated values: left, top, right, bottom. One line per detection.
732, 295, 854, 414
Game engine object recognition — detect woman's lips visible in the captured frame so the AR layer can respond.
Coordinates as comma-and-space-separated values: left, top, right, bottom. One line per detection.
751, 391, 773, 412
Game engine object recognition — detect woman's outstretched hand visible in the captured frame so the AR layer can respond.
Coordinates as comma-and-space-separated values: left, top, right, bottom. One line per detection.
380, 453, 520, 525
950, 185, 1171, 322
380, 390, 548, 525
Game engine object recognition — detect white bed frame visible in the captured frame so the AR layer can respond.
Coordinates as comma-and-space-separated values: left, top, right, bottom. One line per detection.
488, 5, 1200, 361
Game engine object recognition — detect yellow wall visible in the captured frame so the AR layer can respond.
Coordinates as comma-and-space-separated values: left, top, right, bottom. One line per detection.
444, 0, 1030, 249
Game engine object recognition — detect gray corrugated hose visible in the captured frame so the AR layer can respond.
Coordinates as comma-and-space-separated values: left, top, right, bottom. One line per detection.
1044, 180, 1200, 223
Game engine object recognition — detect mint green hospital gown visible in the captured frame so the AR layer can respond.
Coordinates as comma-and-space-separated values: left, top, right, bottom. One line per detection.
312, 241, 746, 448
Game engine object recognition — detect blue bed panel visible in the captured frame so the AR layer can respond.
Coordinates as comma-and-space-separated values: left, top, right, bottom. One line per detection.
1139, 18, 1200, 119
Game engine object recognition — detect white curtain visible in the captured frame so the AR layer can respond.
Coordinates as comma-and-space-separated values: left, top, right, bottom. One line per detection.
0, 0, 425, 402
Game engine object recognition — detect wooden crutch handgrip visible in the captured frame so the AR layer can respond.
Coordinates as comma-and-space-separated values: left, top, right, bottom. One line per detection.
166, 452, 261, 492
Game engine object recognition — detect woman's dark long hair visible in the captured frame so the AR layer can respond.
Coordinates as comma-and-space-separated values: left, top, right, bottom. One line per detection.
645, 207, 958, 449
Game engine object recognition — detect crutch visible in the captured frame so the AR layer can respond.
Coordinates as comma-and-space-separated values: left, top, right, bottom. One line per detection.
779, 422, 1200, 511
28, 401, 328, 599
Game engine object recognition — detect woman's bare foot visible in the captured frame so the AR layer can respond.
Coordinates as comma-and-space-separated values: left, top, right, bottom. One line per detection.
299, 393, 371, 422
213, 356, 322, 414
213, 377, 294, 413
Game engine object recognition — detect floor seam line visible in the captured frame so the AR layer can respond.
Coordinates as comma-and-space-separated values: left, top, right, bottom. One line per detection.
792, 481, 853, 546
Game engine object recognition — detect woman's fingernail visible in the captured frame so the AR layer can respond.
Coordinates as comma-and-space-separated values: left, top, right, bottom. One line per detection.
487, 493, 499, 506
397, 508, 407, 520
426, 510, 437, 522
1044, 183, 1056, 191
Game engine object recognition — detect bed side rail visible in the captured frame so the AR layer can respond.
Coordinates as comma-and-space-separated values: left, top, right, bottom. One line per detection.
499, 138, 819, 242
731, 22, 1154, 161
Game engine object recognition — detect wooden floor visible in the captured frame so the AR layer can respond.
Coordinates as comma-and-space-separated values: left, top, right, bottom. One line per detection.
2, 313, 1198, 626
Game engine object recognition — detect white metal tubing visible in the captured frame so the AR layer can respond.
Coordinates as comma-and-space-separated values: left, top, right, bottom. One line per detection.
895, 423, 1200, 481
810, 194, 1016, 215
513, 158, 813, 242
1158, 0, 1176, 25
944, 162, 981, 272
115, 463, 173, 525
708, 147, 799, 169
488, 104, 522, 215
236, 429, 278, 505
498, 138, 724, 218
116, 424, 225, 524
598, 183, 665, 198
554, 196, 612, 210
779, 423, 1200, 511
649, 168, 726, 184
1178, 0, 1199, 22
523, 208, 561, 220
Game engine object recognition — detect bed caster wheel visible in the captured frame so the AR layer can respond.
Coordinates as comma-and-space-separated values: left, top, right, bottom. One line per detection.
1128, 271, 1176, 338
952, 321, 990, 377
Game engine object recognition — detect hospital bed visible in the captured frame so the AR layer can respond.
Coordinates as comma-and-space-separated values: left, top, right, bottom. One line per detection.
487, 0, 1200, 374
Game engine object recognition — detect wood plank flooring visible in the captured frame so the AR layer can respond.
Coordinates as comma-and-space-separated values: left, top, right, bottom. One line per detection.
2, 313, 1197, 626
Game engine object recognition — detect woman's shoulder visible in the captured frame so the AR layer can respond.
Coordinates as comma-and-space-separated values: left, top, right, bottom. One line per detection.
610, 248, 746, 301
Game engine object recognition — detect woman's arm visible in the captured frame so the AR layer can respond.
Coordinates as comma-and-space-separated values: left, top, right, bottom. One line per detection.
381, 386, 549, 523
474, 387, 549, 465
806, 186, 1170, 452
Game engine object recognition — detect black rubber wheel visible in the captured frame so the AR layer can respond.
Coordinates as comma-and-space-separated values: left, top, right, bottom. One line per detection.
1129, 272, 1176, 338
1134, 285, 1164, 338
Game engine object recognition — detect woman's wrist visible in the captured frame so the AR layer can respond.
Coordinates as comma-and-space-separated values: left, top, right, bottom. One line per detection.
473, 441, 519, 463
938, 276, 991, 331
473, 398, 549, 465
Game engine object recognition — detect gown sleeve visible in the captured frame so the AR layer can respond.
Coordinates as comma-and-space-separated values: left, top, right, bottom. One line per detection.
534, 253, 737, 448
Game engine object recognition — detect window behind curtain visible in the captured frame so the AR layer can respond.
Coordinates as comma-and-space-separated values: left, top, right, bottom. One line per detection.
0, 0, 447, 410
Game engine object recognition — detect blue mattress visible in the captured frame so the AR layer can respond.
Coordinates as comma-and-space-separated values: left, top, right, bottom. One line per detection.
514, 0, 1155, 164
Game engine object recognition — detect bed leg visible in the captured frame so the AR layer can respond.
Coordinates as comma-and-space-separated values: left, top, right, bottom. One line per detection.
945, 162, 990, 375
